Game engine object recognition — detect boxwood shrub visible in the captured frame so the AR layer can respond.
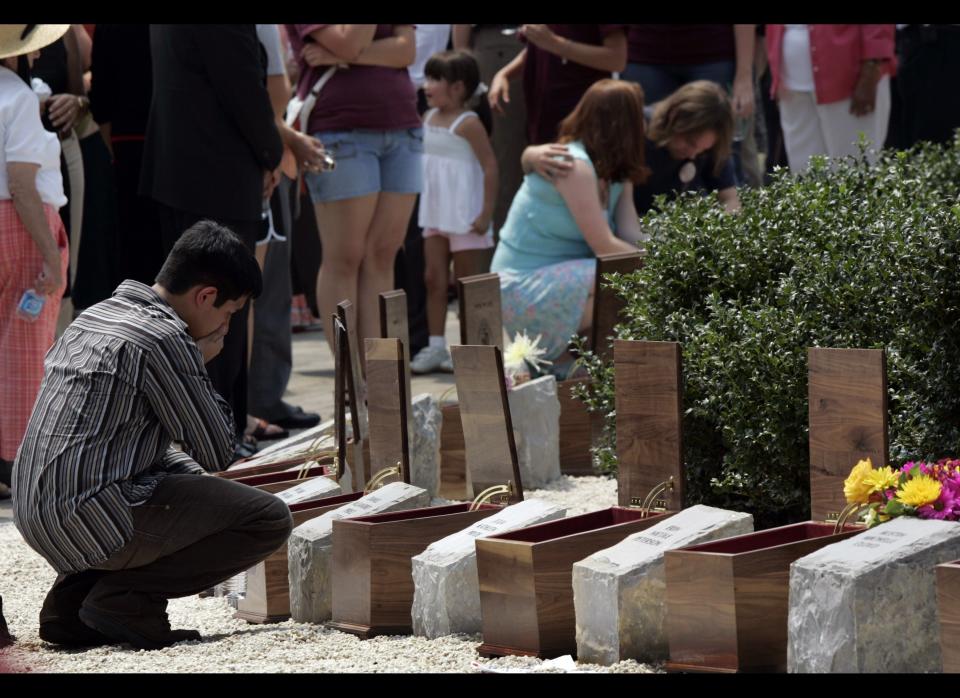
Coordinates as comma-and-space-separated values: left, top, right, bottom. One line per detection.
574, 138, 960, 528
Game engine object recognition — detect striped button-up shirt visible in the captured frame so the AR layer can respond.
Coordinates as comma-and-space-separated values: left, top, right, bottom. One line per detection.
12, 281, 237, 573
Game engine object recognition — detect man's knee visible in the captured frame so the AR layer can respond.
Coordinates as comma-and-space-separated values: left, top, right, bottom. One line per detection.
254, 490, 294, 547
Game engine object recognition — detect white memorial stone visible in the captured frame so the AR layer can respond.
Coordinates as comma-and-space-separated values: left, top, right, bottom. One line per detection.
272, 475, 341, 506
410, 393, 441, 498
788, 517, 960, 673
573, 505, 754, 665
411, 498, 566, 638
288, 481, 430, 623
212, 475, 343, 604
504, 375, 561, 489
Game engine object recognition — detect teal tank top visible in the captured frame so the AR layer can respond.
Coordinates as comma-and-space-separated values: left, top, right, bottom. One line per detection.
491, 141, 625, 273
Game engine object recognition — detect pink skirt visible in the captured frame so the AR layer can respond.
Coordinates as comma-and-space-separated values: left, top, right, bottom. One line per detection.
0, 199, 68, 461
422, 227, 495, 254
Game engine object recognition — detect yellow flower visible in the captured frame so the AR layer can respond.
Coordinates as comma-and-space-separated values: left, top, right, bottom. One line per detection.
897, 474, 942, 508
862, 465, 899, 495
844, 458, 875, 504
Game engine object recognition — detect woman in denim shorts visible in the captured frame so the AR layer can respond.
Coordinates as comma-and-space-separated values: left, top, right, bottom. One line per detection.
288, 24, 422, 354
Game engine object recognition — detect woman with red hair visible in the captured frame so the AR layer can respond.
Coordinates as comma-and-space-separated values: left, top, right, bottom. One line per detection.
490, 79, 646, 375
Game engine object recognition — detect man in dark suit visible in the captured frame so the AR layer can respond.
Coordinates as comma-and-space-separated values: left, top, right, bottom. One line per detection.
141, 25, 283, 451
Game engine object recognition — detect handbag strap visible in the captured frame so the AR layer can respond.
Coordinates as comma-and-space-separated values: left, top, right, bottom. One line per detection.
290, 65, 338, 219
308, 65, 338, 98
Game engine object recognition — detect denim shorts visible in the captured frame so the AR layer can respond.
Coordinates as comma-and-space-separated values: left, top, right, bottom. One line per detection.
305, 127, 424, 203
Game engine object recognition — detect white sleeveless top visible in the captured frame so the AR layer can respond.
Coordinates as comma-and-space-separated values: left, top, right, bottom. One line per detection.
418, 108, 486, 234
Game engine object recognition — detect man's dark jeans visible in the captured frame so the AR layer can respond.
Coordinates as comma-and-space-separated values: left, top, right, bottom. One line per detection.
40, 474, 292, 630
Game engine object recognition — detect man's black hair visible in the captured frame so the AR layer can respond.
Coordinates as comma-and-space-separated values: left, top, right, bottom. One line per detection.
155, 220, 262, 305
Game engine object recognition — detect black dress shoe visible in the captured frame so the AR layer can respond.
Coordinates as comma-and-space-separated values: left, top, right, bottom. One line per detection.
38, 569, 111, 647
272, 408, 321, 430
78, 606, 201, 651
39, 617, 113, 648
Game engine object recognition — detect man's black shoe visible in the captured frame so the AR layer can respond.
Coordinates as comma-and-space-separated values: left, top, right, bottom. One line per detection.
39, 618, 113, 648
78, 606, 201, 650
272, 407, 321, 430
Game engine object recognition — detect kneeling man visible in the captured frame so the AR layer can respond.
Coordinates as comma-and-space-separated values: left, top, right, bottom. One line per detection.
12, 220, 293, 650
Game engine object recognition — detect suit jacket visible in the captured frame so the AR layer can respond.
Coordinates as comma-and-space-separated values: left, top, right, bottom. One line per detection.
140, 24, 283, 222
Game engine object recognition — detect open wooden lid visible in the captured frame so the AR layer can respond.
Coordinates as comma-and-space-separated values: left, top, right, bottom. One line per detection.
379, 290, 412, 420
591, 251, 645, 361
333, 309, 366, 485
450, 344, 524, 503
614, 340, 684, 510
336, 301, 368, 441
808, 347, 888, 522
364, 338, 411, 485
457, 273, 503, 348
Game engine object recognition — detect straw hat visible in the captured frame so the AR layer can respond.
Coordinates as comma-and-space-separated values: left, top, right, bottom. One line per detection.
0, 24, 70, 60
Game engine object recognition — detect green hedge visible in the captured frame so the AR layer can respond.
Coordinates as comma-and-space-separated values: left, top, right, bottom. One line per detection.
574, 138, 960, 528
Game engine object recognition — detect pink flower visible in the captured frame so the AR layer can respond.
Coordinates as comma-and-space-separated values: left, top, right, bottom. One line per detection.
918, 482, 960, 521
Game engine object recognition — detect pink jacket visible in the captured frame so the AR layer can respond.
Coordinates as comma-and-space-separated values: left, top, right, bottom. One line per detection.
766, 25, 897, 105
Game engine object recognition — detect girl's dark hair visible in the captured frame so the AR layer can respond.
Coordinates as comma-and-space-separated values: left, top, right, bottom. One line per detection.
557, 79, 650, 185
155, 220, 262, 305
423, 49, 493, 135
647, 80, 734, 175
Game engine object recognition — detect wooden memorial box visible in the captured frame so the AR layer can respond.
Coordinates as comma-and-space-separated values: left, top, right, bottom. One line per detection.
215, 301, 369, 490
663, 347, 888, 673
327, 343, 525, 638
234, 313, 368, 623
474, 339, 684, 659
937, 560, 960, 673
559, 251, 646, 475
439, 273, 504, 500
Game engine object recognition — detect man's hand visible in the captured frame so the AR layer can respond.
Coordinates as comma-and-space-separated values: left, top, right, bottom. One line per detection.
262, 167, 281, 199
850, 61, 883, 117
196, 324, 228, 364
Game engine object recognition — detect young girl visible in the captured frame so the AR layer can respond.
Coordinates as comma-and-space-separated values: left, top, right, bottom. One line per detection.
411, 50, 498, 374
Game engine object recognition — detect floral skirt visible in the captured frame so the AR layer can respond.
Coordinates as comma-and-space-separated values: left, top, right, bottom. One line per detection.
498, 258, 595, 365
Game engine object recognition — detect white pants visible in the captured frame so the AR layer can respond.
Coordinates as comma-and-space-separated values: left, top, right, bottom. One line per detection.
778, 76, 890, 174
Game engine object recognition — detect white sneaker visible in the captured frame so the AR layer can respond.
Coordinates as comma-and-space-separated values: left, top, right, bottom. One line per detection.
410, 345, 454, 374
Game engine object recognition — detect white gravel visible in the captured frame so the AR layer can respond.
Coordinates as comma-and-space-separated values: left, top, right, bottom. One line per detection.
0, 475, 659, 674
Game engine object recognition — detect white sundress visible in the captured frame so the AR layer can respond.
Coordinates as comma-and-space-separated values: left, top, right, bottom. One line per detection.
418, 108, 491, 236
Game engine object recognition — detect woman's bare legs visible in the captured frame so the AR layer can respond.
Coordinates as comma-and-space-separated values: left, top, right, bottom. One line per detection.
357, 192, 417, 347
578, 288, 595, 334
423, 236, 451, 337
313, 193, 378, 354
